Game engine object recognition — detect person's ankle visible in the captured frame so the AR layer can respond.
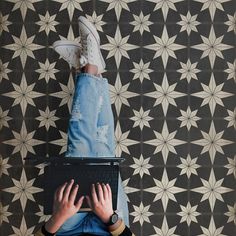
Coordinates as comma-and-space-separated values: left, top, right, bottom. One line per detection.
82, 64, 98, 76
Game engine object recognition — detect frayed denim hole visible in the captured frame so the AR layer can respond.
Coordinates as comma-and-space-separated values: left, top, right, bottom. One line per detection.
96, 125, 109, 144
71, 103, 83, 121
96, 124, 113, 155
97, 95, 104, 114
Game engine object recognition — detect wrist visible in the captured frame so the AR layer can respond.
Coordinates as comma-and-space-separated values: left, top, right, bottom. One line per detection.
101, 211, 114, 224
44, 214, 66, 233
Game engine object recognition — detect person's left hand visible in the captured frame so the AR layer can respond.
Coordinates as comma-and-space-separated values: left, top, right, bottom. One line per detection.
45, 179, 84, 233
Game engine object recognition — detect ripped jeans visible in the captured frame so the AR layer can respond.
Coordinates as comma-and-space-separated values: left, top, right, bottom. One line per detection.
56, 73, 129, 236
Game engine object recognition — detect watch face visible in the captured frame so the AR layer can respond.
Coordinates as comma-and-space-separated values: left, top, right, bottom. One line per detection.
111, 213, 119, 224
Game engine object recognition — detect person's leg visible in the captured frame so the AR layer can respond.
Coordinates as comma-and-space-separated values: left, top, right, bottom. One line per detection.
65, 71, 102, 157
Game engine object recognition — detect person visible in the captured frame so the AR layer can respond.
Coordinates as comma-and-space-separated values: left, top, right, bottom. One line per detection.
35, 16, 134, 236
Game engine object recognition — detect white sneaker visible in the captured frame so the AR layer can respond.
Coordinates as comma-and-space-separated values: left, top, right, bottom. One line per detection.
52, 40, 82, 70
78, 16, 105, 74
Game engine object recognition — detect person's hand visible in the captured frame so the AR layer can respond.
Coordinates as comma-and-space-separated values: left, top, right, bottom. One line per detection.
45, 179, 84, 233
86, 183, 114, 224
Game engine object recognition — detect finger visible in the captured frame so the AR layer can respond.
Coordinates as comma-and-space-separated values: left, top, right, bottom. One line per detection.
85, 195, 92, 209
75, 196, 84, 211
106, 183, 112, 199
97, 183, 104, 202
102, 183, 108, 200
91, 184, 98, 204
57, 181, 68, 201
63, 179, 74, 201
69, 184, 79, 203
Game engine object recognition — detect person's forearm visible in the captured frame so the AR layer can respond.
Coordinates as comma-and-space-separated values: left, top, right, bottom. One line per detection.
44, 215, 65, 234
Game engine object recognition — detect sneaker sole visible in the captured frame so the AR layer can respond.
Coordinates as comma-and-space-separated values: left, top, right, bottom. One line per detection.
52, 40, 82, 50
78, 16, 106, 69
52, 40, 82, 68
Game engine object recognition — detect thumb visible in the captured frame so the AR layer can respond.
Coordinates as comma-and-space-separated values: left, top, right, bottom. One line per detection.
75, 196, 84, 210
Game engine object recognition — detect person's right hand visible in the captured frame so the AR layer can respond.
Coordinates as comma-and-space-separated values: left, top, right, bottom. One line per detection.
86, 183, 114, 224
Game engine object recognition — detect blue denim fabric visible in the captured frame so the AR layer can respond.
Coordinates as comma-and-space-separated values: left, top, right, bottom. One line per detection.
56, 73, 129, 235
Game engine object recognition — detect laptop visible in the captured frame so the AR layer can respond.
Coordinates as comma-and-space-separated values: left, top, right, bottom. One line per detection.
42, 157, 124, 215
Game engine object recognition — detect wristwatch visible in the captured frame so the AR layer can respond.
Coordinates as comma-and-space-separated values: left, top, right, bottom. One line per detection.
105, 212, 119, 226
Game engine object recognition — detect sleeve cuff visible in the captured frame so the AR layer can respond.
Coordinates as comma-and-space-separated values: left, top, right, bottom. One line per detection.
109, 220, 126, 236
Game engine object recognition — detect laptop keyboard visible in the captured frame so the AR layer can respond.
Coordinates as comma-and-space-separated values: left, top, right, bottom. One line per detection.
44, 164, 119, 214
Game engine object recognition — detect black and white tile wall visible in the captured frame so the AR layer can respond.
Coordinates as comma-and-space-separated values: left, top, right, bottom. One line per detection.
0, 0, 235, 235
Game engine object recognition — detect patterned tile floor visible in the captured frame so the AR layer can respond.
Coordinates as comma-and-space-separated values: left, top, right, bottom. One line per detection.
0, 0, 235, 235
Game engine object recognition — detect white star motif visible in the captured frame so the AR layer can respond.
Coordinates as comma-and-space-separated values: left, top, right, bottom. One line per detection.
178, 155, 200, 178
194, 0, 231, 21
177, 202, 200, 226
225, 156, 236, 178
191, 26, 233, 68
145, 26, 186, 68
192, 122, 233, 163
145, 73, 186, 116
225, 108, 236, 129
50, 130, 67, 155
36, 11, 59, 35
225, 203, 236, 224
122, 178, 140, 202
0, 60, 12, 82
147, 0, 185, 21
225, 13, 236, 33
192, 73, 233, 116
36, 205, 51, 223
178, 107, 201, 130
115, 121, 139, 156
178, 59, 200, 83
0, 202, 12, 224
199, 216, 226, 236
2, 73, 44, 115
130, 12, 153, 35
53, 0, 90, 21
10, 216, 35, 236
3, 26, 44, 68
85, 12, 105, 32
101, 26, 138, 68
130, 154, 153, 178
151, 216, 178, 236
130, 202, 153, 226
59, 25, 81, 44
0, 156, 11, 177
6, 0, 42, 20
130, 59, 153, 82
144, 168, 186, 211
3, 168, 43, 211
224, 60, 236, 81
130, 107, 153, 130
3, 122, 45, 159
178, 12, 200, 35
36, 107, 59, 131
109, 73, 139, 116
50, 73, 75, 113
192, 169, 233, 211
0, 13, 11, 34
100, 0, 137, 20
145, 122, 186, 164
0, 107, 11, 129
36, 59, 59, 83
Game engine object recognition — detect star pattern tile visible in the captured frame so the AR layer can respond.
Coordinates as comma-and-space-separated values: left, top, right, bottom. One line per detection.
0, 0, 235, 235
